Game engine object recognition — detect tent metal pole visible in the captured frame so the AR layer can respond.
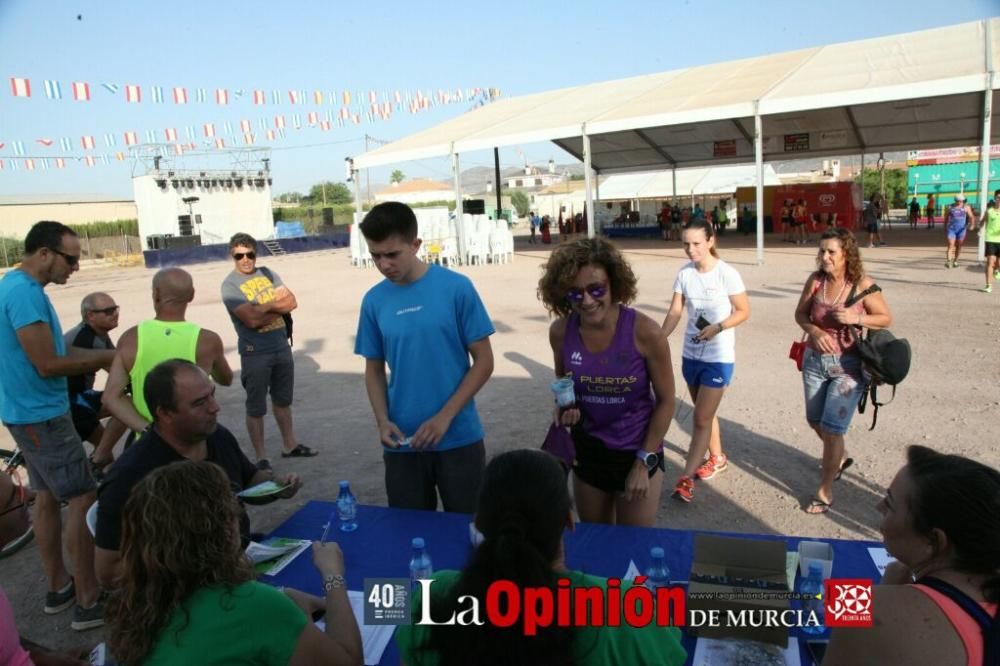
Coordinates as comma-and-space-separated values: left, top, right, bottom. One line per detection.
672, 166, 677, 204
754, 105, 764, 265
977, 19, 994, 264
452, 149, 466, 261
494, 148, 503, 222
583, 128, 595, 238
351, 161, 362, 225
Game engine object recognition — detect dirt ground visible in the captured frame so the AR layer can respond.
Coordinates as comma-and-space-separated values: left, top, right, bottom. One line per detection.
3, 223, 998, 651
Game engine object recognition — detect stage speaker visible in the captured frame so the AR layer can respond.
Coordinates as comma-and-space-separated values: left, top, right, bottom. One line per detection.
464, 198, 485, 215
178, 215, 193, 236
146, 234, 167, 250
164, 235, 202, 250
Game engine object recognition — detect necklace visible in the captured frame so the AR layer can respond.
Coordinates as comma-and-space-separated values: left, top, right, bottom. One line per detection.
821, 274, 848, 305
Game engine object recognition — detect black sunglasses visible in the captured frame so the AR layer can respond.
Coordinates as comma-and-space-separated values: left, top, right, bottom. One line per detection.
49, 247, 80, 266
566, 282, 608, 303
89, 306, 120, 316
232, 252, 256, 261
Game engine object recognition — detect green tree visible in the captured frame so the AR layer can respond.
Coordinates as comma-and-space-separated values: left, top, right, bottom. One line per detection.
858, 168, 908, 207
277, 192, 303, 203
390, 169, 405, 184
309, 181, 353, 205
509, 190, 530, 217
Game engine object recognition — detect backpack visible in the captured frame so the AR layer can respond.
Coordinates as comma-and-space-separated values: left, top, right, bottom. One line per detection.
845, 283, 911, 430
258, 266, 294, 346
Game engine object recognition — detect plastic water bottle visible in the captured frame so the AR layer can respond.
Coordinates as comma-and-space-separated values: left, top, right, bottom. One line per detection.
336, 481, 358, 532
644, 546, 672, 590
409, 537, 434, 588
799, 562, 825, 635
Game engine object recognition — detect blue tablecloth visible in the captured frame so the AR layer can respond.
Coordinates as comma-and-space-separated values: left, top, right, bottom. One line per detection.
264, 503, 882, 665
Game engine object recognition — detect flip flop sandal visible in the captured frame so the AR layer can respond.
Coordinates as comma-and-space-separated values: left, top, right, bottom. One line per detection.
806, 498, 832, 515
281, 444, 318, 458
835, 458, 854, 481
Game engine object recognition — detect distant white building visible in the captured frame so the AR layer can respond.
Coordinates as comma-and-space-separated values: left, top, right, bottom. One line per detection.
0, 194, 137, 239
375, 179, 452, 204
506, 166, 563, 190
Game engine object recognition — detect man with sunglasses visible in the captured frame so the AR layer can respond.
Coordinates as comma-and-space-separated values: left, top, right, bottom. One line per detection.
222, 232, 310, 470
64, 292, 127, 474
0, 221, 116, 631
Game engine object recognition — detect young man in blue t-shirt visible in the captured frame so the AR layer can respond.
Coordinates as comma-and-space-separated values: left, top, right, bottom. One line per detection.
354, 202, 495, 512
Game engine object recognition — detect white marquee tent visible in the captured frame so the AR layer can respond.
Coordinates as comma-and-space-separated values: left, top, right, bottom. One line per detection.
352, 19, 999, 262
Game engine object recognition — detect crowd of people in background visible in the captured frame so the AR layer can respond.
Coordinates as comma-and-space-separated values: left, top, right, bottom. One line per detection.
0, 199, 998, 663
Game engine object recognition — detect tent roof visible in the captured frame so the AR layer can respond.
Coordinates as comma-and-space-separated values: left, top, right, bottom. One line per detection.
355, 19, 999, 173
583, 165, 781, 201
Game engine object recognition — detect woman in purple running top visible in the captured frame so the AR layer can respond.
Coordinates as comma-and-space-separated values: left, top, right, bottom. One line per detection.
539, 238, 675, 527
661, 220, 750, 504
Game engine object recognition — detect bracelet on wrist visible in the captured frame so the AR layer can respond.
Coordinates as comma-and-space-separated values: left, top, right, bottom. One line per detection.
323, 574, 347, 592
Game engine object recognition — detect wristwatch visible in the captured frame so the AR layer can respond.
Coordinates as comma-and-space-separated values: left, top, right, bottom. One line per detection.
323, 574, 346, 592
635, 449, 658, 470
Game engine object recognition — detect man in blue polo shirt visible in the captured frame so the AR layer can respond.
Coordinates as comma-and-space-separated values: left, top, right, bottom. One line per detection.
0, 221, 116, 631
355, 202, 495, 512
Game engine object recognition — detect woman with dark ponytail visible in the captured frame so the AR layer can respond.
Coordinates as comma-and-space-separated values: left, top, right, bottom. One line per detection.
396, 449, 686, 666
825, 446, 1000, 665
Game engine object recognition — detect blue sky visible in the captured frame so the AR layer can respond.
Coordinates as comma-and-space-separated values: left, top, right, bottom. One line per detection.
0, 0, 996, 199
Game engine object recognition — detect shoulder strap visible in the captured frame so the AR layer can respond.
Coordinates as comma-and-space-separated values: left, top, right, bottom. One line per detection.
844, 283, 881, 308
917, 577, 999, 666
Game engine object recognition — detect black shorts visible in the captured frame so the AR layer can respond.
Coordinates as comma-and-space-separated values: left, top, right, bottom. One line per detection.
69, 390, 103, 440
986, 242, 1000, 258
571, 427, 664, 494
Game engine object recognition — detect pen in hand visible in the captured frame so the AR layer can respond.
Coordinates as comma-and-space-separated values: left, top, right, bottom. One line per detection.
320, 509, 336, 543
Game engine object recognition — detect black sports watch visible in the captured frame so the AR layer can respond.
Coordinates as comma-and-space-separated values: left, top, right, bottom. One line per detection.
635, 449, 658, 470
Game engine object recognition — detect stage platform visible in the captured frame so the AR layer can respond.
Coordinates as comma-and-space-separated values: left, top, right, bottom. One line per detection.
142, 233, 350, 268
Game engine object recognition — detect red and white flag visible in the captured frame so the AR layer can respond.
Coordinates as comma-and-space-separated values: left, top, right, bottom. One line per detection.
85, 156, 96, 167
173, 87, 188, 104
35, 138, 53, 147
244, 133, 255, 145
55, 158, 65, 169
320, 120, 331, 131
253, 89, 265, 105
266, 129, 276, 141
125, 84, 141, 103
288, 90, 299, 104
10, 77, 31, 97
72, 81, 90, 101
240, 119, 252, 133
81, 135, 95, 150
25, 159, 35, 171
203, 123, 215, 138
274, 115, 285, 129
214, 138, 225, 149
215, 88, 229, 105
123, 131, 138, 146
164, 127, 178, 142
174, 144, 184, 155
307, 111, 318, 125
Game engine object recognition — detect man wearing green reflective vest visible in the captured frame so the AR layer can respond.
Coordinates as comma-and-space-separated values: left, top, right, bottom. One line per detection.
103, 268, 233, 433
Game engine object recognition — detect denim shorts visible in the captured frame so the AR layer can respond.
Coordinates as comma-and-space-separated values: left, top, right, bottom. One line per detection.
6, 411, 96, 500
801, 348, 866, 435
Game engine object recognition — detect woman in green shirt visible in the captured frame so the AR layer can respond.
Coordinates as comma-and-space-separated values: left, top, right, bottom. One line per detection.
105, 460, 362, 665
396, 449, 687, 666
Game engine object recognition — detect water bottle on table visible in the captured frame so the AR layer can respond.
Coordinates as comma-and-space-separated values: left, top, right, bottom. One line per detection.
409, 537, 434, 589
336, 480, 358, 532
799, 561, 825, 635
644, 546, 672, 590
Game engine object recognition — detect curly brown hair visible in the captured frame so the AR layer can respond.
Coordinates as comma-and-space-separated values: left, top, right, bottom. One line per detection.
816, 227, 865, 286
106, 460, 253, 664
537, 237, 638, 318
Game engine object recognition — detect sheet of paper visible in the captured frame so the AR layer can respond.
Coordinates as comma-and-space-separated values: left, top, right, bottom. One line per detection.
867, 547, 897, 578
251, 538, 311, 575
238, 480, 289, 498
623, 559, 641, 581
692, 636, 800, 666
785, 551, 800, 590
316, 591, 396, 666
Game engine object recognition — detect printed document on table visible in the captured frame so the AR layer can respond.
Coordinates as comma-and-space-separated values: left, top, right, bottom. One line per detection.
247, 538, 311, 575
867, 547, 897, 578
316, 591, 395, 666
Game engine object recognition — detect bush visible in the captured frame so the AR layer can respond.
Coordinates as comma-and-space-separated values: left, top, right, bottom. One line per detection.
67, 219, 138, 237
509, 190, 530, 217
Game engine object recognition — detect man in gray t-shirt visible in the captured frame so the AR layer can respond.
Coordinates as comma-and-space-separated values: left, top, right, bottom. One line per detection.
221, 233, 315, 469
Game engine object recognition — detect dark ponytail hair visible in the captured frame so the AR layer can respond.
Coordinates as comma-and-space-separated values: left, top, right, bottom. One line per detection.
424, 450, 575, 666
905, 445, 1000, 603
682, 219, 719, 257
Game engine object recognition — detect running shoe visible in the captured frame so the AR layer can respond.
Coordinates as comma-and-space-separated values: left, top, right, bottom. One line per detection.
71, 592, 106, 631
981, 285, 993, 293
945, 261, 951, 268
952, 260, 958, 268
672, 476, 695, 503
993, 269, 999, 279
44, 579, 75, 615
696, 454, 729, 480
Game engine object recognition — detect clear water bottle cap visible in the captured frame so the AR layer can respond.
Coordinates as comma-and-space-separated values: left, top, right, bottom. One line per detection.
412, 537, 425, 549
339, 480, 350, 489
650, 546, 665, 559
808, 561, 823, 575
